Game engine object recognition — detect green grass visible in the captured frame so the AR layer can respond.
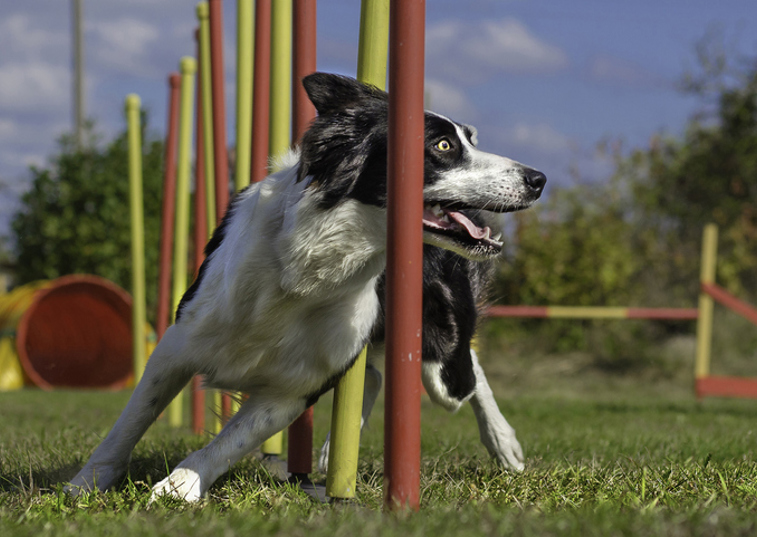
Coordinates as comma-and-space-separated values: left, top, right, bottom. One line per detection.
2, 385, 757, 536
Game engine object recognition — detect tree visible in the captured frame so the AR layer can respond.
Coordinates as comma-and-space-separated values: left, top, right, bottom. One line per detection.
12, 121, 165, 317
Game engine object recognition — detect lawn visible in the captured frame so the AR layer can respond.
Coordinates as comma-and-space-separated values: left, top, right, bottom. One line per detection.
2, 376, 757, 536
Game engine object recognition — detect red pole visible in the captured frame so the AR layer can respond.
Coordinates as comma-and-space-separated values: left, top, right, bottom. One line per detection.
292, 0, 317, 143
287, 0, 317, 478
156, 73, 181, 340
384, 0, 425, 512
208, 0, 229, 221
250, 0, 272, 184
192, 28, 208, 435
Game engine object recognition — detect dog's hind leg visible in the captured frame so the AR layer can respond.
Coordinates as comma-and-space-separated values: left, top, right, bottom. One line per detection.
151, 393, 307, 502
317, 354, 383, 473
66, 325, 195, 494
468, 349, 524, 471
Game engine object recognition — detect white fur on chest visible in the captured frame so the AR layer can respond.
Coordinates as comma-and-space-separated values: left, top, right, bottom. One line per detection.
175, 165, 387, 398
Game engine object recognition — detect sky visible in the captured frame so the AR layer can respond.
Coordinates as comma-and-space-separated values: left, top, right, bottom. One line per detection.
2, 0, 757, 240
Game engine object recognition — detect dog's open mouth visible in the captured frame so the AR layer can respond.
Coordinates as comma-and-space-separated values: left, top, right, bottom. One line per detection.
422, 204, 503, 256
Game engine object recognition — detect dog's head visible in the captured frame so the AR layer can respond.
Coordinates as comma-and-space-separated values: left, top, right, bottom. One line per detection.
299, 73, 546, 260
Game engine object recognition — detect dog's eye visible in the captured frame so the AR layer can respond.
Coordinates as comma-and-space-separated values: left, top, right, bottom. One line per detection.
435, 139, 452, 152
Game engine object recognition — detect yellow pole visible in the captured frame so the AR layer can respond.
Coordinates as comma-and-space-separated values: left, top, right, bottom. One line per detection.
326, 0, 389, 500
126, 94, 147, 384
198, 2, 223, 433
260, 0, 293, 458
197, 2, 217, 235
695, 224, 718, 379
268, 0, 293, 165
326, 347, 369, 497
167, 56, 197, 427
357, 0, 390, 89
236, 0, 254, 190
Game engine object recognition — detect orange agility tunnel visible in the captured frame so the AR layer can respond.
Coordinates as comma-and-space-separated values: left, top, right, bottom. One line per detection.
0, 274, 151, 391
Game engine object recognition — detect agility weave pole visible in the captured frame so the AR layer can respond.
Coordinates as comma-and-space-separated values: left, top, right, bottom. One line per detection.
192, 29, 208, 436
259, 0, 294, 460
166, 56, 197, 427
196, 1, 224, 435
235, 0, 253, 192
126, 94, 147, 384
155, 74, 180, 344
286, 0, 319, 481
324, 0, 390, 502
384, 0, 426, 511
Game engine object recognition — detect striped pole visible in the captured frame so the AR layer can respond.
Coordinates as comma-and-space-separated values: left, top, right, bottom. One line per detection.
126, 94, 147, 384
260, 0, 293, 459
384, 0, 425, 511
287, 0, 318, 479
236, 0, 254, 191
168, 56, 197, 427
156, 74, 181, 342
487, 305, 699, 320
326, 0, 389, 502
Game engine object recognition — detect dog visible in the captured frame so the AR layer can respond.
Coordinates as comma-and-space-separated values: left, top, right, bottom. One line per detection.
67, 73, 545, 501
318, 240, 525, 473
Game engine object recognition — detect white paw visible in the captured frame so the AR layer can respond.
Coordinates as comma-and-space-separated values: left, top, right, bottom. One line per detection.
150, 468, 205, 503
481, 425, 525, 471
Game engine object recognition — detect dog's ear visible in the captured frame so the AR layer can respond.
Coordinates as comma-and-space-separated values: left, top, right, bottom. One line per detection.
302, 73, 386, 116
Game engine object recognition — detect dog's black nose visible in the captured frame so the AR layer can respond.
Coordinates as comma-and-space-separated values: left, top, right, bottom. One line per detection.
524, 169, 547, 194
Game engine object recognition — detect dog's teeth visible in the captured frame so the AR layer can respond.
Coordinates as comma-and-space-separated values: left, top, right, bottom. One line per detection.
483, 228, 491, 240
432, 204, 443, 218
493, 232, 503, 241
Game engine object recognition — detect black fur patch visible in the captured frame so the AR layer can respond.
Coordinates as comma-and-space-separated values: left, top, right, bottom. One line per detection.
371, 234, 495, 402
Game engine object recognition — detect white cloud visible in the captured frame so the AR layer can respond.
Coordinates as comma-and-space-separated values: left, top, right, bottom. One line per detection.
88, 18, 161, 75
0, 62, 70, 111
424, 79, 477, 121
0, 14, 69, 63
426, 18, 569, 84
506, 122, 574, 155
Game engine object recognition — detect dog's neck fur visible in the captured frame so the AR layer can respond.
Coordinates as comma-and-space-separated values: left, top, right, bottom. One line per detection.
277, 165, 388, 297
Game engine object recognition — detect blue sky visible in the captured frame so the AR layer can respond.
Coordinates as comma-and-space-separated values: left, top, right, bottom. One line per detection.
2, 0, 756, 238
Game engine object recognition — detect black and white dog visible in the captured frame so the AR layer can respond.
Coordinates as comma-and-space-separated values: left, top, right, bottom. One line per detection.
68, 73, 545, 501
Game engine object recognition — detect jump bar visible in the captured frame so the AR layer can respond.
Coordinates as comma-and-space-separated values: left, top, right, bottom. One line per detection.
486, 305, 699, 320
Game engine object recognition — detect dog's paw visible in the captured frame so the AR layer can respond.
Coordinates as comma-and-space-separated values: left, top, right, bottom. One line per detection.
150, 468, 205, 503
481, 424, 525, 472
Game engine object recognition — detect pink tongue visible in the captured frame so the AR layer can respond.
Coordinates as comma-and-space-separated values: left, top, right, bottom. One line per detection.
446, 210, 487, 239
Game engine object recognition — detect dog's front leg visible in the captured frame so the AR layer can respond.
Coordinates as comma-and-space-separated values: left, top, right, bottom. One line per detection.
468, 349, 525, 471
150, 394, 307, 502
317, 361, 383, 473
67, 325, 195, 494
